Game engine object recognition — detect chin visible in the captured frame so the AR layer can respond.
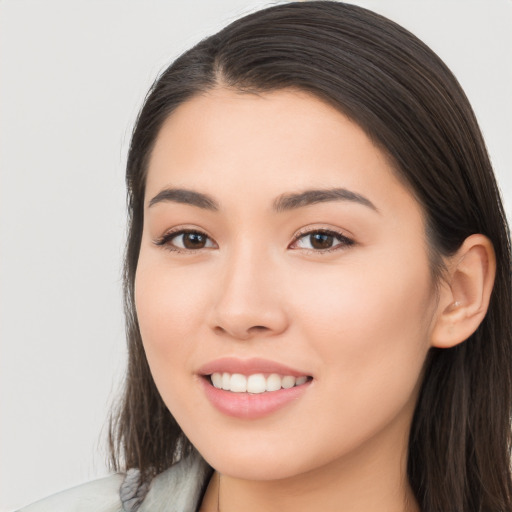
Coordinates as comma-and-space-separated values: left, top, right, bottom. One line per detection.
190, 432, 325, 481
204, 451, 304, 481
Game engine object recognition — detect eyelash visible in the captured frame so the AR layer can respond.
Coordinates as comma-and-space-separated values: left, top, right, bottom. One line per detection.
153, 227, 355, 254
154, 229, 216, 252
290, 228, 355, 254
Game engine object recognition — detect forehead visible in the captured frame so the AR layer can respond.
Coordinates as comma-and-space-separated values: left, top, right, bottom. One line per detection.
145, 87, 421, 220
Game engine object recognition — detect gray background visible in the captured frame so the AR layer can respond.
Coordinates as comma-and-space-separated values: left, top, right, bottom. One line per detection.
1, 1, 510, 510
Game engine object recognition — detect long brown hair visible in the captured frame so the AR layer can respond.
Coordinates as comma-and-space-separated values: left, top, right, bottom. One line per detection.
109, 2, 512, 510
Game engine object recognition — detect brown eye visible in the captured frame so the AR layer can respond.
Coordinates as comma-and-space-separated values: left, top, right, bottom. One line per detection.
155, 230, 216, 251
182, 232, 208, 249
309, 232, 335, 249
292, 229, 354, 252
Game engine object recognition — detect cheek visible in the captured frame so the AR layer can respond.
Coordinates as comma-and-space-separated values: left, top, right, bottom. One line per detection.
134, 260, 209, 377
134, 261, 215, 425
291, 252, 435, 397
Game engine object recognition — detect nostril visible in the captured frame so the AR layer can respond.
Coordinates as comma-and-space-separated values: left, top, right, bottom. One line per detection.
212, 324, 270, 338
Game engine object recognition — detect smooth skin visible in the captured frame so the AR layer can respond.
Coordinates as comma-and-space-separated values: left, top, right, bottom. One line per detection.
135, 88, 495, 512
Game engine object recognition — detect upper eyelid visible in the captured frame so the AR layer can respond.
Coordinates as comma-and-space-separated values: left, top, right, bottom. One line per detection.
292, 226, 353, 241
155, 225, 213, 240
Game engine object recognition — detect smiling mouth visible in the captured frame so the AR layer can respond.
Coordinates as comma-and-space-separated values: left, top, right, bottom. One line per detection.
208, 372, 312, 394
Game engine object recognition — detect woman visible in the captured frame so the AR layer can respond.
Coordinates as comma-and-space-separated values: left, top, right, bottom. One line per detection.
19, 1, 512, 511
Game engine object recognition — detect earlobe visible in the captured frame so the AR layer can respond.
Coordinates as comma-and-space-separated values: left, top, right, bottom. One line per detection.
431, 234, 496, 349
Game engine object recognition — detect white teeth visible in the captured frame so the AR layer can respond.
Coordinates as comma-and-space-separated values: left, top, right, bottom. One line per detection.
210, 372, 309, 393
266, 373, 282, 392
281, 376, 296, 389
230, 373, 247, 392
296, 376, 308, 386
211, 373, 223, 388
221, 373, 231, 390
247, 374, 266, 394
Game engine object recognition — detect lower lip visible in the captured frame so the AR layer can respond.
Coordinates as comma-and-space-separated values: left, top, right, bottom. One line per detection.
201, 377, 311, 419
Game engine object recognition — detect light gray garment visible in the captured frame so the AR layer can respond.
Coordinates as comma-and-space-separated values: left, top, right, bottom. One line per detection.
17, 452, 212, 512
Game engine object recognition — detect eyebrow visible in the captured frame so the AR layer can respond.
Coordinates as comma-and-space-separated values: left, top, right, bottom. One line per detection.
148, 186, 378, 213
272, 188, 378, 213
148, 188, 219, 211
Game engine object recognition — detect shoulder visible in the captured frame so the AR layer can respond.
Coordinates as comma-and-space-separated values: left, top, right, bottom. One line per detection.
17, 473, 125, 512
16, 452, 212, 512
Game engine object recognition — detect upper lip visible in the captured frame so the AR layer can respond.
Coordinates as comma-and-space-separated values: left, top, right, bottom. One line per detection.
198, 357, 311, 377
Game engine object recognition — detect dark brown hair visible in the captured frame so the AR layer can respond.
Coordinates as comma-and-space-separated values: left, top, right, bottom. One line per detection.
109, 2, 512, 510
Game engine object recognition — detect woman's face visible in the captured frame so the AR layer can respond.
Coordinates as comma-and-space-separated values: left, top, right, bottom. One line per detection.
135, 88, 439, 481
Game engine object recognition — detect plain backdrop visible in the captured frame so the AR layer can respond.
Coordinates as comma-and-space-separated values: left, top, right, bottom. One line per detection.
1, 1, 510, 510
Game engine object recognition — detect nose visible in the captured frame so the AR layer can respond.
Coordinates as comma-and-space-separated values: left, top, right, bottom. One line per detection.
209, 247, 289, 340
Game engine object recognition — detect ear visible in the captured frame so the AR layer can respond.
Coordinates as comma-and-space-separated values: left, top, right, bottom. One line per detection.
431, 234, 496, 349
